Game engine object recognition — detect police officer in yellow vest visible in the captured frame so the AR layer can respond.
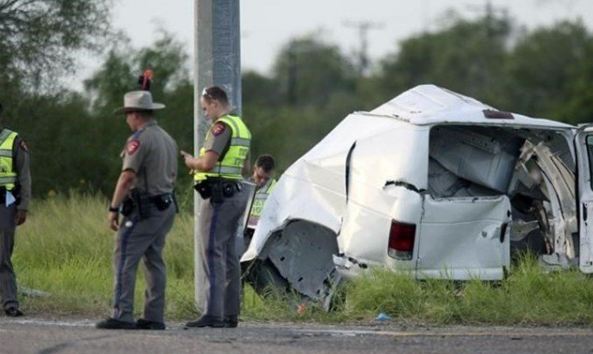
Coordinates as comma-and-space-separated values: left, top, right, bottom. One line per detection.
0, 103, 31, 317
239, 155, 277, 277
181, 86, 251, 328
245, 154, 277, 237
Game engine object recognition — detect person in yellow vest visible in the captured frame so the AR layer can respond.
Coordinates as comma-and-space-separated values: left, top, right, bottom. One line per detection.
245, 154, 277, 239
181, 86, 251, 328
0, 103, 31, 317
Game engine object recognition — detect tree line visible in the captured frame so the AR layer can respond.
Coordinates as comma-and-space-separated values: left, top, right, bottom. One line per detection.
0, 1, 592, 200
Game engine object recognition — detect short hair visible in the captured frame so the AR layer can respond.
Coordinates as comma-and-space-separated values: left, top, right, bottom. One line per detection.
201, 86, 229, 105
255, 154, 275, 172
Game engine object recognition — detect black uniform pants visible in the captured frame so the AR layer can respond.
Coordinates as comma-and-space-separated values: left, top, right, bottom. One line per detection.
196, 186, 249, 320
112, 204, 175, 323
0, 204, 18, 310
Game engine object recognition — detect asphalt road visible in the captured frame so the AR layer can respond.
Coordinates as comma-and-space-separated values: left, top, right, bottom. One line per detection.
0, 317, 592, 354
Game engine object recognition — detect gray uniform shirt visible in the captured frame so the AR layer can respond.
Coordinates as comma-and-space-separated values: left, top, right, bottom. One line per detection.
122, 120, 178, 195
14, 136, 31, 211
203, 121, 231, 157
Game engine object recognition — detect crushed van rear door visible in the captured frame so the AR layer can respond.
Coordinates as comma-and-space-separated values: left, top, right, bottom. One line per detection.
416, 195, 511, 280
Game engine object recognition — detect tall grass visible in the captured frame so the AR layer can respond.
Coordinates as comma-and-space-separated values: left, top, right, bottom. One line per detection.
15, 193, 193, 318
13, 194, 593, 325
344, 255, 593, 325
15, 193, 297, 321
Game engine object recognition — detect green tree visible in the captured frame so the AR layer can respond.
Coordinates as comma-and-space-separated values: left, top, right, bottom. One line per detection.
82, 32, 194, 196
1, 90, 100, 196
242, 35, 363, 171
242, 70, 283, 108
272, 35, 357, 106
84, 49, 135, 116
376, 11, 512, 107
6, 9, 593, 199
559, 40, 593, 124
0, 0, 113, 90
506, 21, 593, 121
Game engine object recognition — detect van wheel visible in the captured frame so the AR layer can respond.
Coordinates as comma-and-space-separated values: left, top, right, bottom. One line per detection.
242, 259, 289, 296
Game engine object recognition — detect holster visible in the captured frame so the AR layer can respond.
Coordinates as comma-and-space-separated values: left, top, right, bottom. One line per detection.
194, 181, 212, 200
132, 189, 149, 218
151, 193, 174, 211
121, 196, 135, 217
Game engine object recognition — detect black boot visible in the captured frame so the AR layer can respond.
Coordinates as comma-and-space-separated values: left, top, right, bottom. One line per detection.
224, 315, 238, 328
4, 308, 23, 317
185, 315, 225, 328
96, 317, 137, 330
136, 318, 166, 330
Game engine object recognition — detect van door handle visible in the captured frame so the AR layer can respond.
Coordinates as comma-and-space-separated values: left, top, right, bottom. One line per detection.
584, 203, 588, 221
499, 223, 508, 243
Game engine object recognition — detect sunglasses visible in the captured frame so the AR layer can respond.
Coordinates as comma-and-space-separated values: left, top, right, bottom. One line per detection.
201, 88, 213, 100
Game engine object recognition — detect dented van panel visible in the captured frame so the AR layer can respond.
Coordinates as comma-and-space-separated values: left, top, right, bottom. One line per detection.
415, 195, 511, 280
260, 221, 339, 300
241, 84, 584, 306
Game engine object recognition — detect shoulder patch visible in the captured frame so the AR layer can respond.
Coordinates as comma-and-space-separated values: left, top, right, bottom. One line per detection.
212, 123, 226, 136
126, 139, 141, 155
19, 140, 29, 152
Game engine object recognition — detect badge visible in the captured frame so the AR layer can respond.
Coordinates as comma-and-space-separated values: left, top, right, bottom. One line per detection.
19, 140, 29, 152
212, 123, 226, 136
127, 139, 140, 155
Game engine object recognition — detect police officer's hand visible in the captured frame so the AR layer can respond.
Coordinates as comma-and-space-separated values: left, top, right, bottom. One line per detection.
15, 210, 27, 226
108, 211, 120, 231
180, 150, 195, 170
179, 150, 193, 160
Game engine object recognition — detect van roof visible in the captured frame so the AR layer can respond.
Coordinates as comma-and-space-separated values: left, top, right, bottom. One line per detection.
365, 84, 575, 130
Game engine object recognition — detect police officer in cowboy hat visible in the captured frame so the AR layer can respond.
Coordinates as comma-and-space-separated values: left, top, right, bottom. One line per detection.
181, 86, 251, 328
96, 90, 178, 330
0, 102, 31, 317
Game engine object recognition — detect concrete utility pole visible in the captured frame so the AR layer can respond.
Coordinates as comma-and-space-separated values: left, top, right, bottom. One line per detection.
466, 0, 507, 38
343, 20, 383, 76
193, 0, 241, 311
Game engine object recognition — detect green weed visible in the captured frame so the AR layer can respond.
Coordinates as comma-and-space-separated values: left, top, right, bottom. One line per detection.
13, 195, 593, 325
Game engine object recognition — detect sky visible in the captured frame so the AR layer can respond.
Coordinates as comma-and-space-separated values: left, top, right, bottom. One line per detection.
72, 0, 593, 88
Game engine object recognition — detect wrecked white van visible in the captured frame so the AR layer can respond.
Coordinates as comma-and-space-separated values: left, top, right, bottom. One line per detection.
241, 84, 593, 305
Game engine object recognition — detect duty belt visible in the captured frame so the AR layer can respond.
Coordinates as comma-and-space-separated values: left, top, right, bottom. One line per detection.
194, 178, 242, 203
121, 190, 177, 218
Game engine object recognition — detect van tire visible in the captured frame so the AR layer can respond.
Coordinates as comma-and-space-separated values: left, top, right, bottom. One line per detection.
242, 259, 289, 296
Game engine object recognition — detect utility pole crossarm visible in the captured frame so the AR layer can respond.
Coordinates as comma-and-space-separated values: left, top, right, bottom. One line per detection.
343, 20, 384, 76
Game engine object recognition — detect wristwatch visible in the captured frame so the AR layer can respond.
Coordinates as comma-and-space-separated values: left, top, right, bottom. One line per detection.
108, 205, 119, 212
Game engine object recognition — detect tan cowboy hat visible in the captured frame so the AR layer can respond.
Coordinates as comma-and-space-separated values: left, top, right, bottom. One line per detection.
114, 91, 165, 114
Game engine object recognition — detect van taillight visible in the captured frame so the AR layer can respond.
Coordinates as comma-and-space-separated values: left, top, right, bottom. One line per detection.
388, 220, 416, 260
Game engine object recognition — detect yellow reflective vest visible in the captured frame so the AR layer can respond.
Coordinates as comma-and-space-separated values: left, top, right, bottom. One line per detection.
247, 178, 277, 228
194, 115, 251, 181
0, 129, 18, 191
